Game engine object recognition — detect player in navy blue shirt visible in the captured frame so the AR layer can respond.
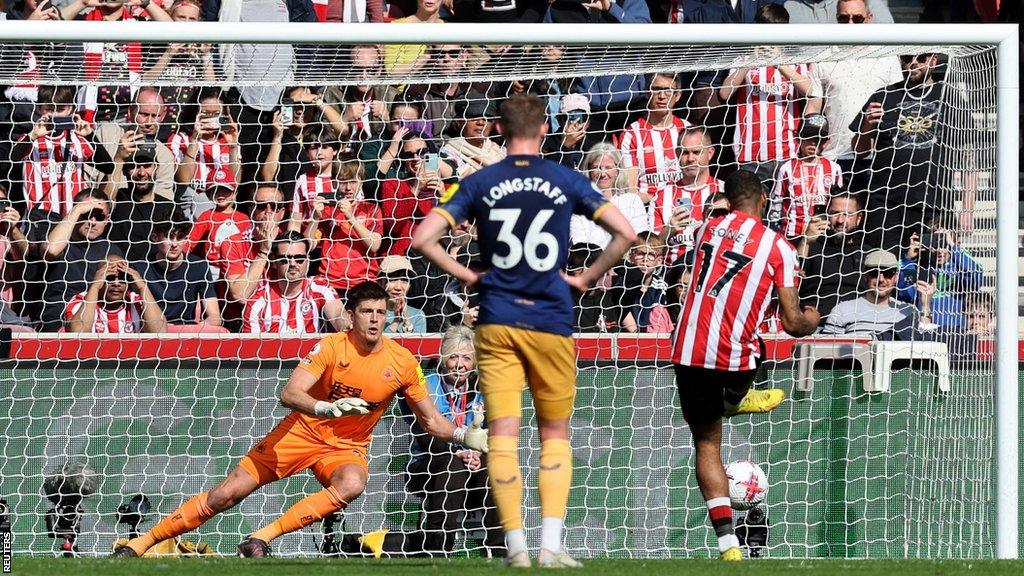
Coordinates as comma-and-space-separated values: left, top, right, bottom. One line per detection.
412, 93, 636, 568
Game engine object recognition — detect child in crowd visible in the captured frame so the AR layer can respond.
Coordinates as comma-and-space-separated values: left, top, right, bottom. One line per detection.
767, 113, 843, 242
289, 134, 341, 234
184, 169, 250, 281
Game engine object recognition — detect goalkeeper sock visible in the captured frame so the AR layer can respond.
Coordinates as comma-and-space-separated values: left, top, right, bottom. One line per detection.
488, 435, 524, 537
538, 439, 572, 551
707, 497, 739, 552
250, 486, 346, 544
126, 492, 214, 556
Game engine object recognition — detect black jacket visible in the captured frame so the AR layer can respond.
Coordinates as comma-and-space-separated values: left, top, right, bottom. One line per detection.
799, 232, 875, 322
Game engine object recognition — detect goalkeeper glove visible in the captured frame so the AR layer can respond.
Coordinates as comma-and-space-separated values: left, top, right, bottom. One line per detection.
314, 398, 370, 418
453, 418, 489, 453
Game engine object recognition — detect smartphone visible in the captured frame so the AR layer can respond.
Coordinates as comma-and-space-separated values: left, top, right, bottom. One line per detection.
675, 196, 693, 211
51, 115, 76, 133
200, 113, 221, 131
279, 99, 295, 127
136, 141, 157, 160
0, 198, 11, 212
424, 153, 439, 172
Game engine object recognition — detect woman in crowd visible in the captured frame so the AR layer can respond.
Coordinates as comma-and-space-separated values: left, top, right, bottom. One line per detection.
570, 143, 647, 248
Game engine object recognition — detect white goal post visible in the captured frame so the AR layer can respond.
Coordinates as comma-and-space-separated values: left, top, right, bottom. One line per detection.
0, 20, 1017, 558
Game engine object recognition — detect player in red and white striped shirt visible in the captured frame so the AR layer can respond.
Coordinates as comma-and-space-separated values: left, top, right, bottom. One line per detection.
64, 256, 167, 334
670, 171, 819, 560
619, 73, 691, 205
169, 90, 240, 189
720, 61, 818, 169
767, 114, 843, 240
289, 137, 340, 231
243, 232, 347, 334
14, 86, 95, 217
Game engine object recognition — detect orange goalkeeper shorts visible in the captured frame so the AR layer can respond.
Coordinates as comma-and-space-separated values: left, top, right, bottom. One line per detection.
238, 415, 368, 487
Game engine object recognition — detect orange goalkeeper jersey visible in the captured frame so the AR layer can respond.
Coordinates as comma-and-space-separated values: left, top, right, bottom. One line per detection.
291, 331, 428, 449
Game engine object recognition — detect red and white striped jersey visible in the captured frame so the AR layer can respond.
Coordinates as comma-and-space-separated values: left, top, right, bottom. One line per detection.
168, 132, 232, 189
20, 131, 95, 216
652, 176, 724, 233
661, 177, 725, 263
80, 10, 142, 124
292, 173, 335, 221
731, 65, 811, 163
672, 212, 800, 371
6, 49, 40, 98
620, 116, 691, 205
768, 157, 843, 238
243, 276, 338, 334
64, 291, 144, 334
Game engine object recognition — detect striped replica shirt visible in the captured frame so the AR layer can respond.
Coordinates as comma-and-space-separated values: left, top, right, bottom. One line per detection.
64, 291, 144, 334
168, 132, 232, 189
661, 177, 724, 264
619, 115, 691, 205
768, 157, 843, 238
292, 173, 334, 222
21, 131, 95, 216
672, 212, 800, 371
80, 10, 142, 124
243, 276, 338, 334
731, 65, 812, 163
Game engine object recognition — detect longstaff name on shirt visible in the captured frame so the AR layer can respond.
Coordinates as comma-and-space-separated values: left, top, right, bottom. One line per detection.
482, 177, 568, 207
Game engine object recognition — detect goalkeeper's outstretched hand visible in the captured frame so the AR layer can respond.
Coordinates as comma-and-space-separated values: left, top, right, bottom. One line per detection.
462, 419, 489, 453
314, 398, 370, 418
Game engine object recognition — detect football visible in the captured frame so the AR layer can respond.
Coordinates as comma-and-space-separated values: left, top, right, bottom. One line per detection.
726, 460, 768, 510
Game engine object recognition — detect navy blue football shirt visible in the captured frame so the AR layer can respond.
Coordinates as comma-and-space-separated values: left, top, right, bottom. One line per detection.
434, 154, 609, 336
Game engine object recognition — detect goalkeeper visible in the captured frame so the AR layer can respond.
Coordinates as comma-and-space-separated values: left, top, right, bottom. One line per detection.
113, 281, 488, 558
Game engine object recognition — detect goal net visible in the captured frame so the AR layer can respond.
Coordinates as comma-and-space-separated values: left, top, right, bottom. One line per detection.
0, 21, 1012, 559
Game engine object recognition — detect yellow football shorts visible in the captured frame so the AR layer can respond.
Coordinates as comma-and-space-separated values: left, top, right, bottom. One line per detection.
474, 324, 576, 421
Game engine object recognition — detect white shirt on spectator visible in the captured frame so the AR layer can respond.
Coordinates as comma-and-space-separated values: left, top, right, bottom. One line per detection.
570, 192, 648, 249
811, 57, 903, 161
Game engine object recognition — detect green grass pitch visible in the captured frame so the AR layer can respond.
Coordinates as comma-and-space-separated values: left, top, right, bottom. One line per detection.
8, 557, 1024, 575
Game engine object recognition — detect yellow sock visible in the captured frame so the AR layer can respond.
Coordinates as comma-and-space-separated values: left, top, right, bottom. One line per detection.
126, 492, 214, 556
250, 486, 346, 544
538, 439, 572, 520
487, 435, 523, 532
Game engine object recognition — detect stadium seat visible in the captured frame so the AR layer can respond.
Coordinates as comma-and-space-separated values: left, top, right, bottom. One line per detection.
794, 340, 874, 392
869, 341, 951, 393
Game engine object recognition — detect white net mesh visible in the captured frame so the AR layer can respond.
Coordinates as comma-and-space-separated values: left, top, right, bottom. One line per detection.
0, 27, 1001, 559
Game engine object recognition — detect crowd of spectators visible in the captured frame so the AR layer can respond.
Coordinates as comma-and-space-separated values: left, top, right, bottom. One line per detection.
0, 0, 1003, 340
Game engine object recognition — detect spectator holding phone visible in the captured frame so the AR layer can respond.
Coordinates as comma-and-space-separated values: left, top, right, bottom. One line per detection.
260, 92, 313, 198
897, 228, 983, 330
11, 85, 95, 221
65, 254, 167, 334
140, 214, 224, 332
142, 0, 216, 140
60, 0, 172, 124
169, 89, 241, 215
308, 157, 383, 297
360, 100, 426, 197
379, 135, 444, 257
439, 94, 504, 178
91, 87, 177, 201
288, 134, 342, 234
542, 94, 597, 171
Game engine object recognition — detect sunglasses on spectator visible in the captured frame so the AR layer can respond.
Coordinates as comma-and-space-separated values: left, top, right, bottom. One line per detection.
836, 14, 867, 23
900, 54, 933, 65
254, 201, 284, 212
83, 209, 108, 222
275, 254, 308, 263
106, 273, 128, 284
432, 48, 463, 59
866, 268, 897, 279
352, 64, 381, 77
399, 149, 427, 161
